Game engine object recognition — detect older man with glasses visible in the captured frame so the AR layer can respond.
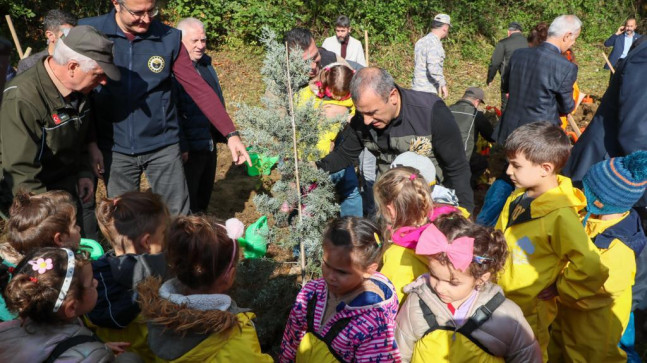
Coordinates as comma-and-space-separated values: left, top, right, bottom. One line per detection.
80, 0, 250, 215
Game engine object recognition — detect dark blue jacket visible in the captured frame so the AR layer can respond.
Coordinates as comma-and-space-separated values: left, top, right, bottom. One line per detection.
495, 42, 577, 143
80, 11, 182, 155
174, 55, 225, 152
603, 32, 641, 69
88, 252, 167, 328
563, 38, 647, 207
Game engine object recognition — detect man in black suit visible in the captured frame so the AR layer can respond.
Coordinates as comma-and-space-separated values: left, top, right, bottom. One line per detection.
486, 22, 528, 111
494, 15, 581, 144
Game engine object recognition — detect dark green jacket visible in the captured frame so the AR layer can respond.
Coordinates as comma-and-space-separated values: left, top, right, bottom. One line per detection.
0, 59, 92, 195
487, 32, 528, 85
449, 100, 494, 158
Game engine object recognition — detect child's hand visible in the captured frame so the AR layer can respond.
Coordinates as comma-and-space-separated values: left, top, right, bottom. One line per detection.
537, 283, 558, 300
105, 341, 131, 355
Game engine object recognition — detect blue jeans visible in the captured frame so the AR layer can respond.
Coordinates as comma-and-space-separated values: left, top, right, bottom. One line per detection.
330, 166, 363, 217
103, 143, 190, 215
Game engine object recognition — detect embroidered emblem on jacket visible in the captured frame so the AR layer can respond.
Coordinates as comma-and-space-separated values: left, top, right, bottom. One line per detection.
148, 56, 165, 73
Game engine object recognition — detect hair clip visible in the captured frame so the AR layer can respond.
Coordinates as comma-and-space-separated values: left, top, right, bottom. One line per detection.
473, 255, 493, 264
409, 174, 417, 181
7, 267, 14, 274
53, 249, 75, 313
29, 276, 38, 283
374, 233, 382, 247
29, 258, 53, 274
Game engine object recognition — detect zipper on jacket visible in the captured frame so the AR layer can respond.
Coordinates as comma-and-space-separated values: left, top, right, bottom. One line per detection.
128, 41, 135, 155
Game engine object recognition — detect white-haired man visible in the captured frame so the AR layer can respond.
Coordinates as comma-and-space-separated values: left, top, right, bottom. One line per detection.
174, 17, 227, 213
0, 25, 119, 217
495, 15, 581, 143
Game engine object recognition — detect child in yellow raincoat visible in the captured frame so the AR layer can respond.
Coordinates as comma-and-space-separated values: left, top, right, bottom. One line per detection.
548, 151, 647, 362
376, 155, 470, 305
138, 216, 272, 362
395, 213, 541, 362
494, 122, 609, 361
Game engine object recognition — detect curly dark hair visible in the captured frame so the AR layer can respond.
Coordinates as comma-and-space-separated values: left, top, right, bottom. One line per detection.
2, 248, 89, 323
431, 213, 508, 281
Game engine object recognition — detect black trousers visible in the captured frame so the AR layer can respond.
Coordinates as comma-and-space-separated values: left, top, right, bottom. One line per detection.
183, 149, 218, 214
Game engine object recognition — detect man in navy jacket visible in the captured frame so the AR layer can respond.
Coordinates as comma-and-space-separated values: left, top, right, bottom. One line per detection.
495, 15, 580, 144
81, 0, 250, 215
603, 18, 641, 70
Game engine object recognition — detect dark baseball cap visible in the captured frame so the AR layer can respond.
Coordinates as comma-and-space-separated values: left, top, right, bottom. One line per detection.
463, 87, 485, 102
60, 25, 120, 81
508, 22, 523, 32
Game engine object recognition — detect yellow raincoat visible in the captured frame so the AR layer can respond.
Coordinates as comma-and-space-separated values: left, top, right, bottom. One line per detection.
152, 313, 271, 362
85, 315, 154, 361
495, 175, 609, 360
137, 277, 273, 363
380, 244, 429, 305
296, 83, 355, 159
549, 210, 643, 362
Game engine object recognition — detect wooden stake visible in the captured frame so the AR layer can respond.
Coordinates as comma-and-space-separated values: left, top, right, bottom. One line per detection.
602, 51, 615, 74
5, 15, 24, 59
23, 47, 32, 59
566, 92, 587, 138
285, 42, 306, 282
364, 30, 369, 66
566, 114, 581, 137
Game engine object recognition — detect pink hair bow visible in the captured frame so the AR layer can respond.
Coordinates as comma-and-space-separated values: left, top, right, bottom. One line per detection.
415, 224, 474, 271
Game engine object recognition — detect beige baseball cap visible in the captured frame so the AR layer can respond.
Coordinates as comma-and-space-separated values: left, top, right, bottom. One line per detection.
434, 14, 451, 27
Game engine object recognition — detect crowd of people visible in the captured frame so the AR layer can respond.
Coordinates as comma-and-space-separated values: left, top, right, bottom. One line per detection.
0, 0, 646, 361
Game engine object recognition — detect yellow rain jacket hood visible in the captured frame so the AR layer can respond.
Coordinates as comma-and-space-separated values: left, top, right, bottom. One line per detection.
395, 275, 542, 362
496, 175, 609, 360
137, 277, 272, 362
549, 209, 646, 362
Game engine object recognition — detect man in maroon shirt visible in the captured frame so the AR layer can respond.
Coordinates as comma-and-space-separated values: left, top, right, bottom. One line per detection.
81, 0, 250, 215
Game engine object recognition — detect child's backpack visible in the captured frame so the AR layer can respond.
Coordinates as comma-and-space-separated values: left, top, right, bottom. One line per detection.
412, 292, 506, 363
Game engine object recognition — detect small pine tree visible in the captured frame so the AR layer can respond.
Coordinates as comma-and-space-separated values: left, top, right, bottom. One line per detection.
236, 29, 340, 277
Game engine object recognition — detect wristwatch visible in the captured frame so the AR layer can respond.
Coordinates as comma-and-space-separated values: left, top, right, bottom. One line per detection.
225, 131, 240, 140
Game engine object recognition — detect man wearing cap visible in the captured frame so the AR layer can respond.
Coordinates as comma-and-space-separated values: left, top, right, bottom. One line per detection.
411, 13, 451, 98
0, 25, 119, 217
486, 22, 527, 110
80, 0, 250, 215
449, 87, 494, 187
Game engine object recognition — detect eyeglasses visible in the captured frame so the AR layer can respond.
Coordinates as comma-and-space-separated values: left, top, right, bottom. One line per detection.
120, 2, 159, 19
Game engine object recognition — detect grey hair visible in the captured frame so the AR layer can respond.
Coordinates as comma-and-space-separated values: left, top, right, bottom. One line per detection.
176, 17, 205, 34
547, 15, 582, 38
350, 67, 395, 103
43, 9, 77, 32
52, 39, 98, 72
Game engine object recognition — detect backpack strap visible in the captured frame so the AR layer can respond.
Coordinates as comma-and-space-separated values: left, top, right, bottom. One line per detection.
303, 291, 354, 362
418, 297, 439, 336
418, 292, 506, 356
305, 292, 318, 332
44, 335, 100, 363
458, 292, 506, 336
